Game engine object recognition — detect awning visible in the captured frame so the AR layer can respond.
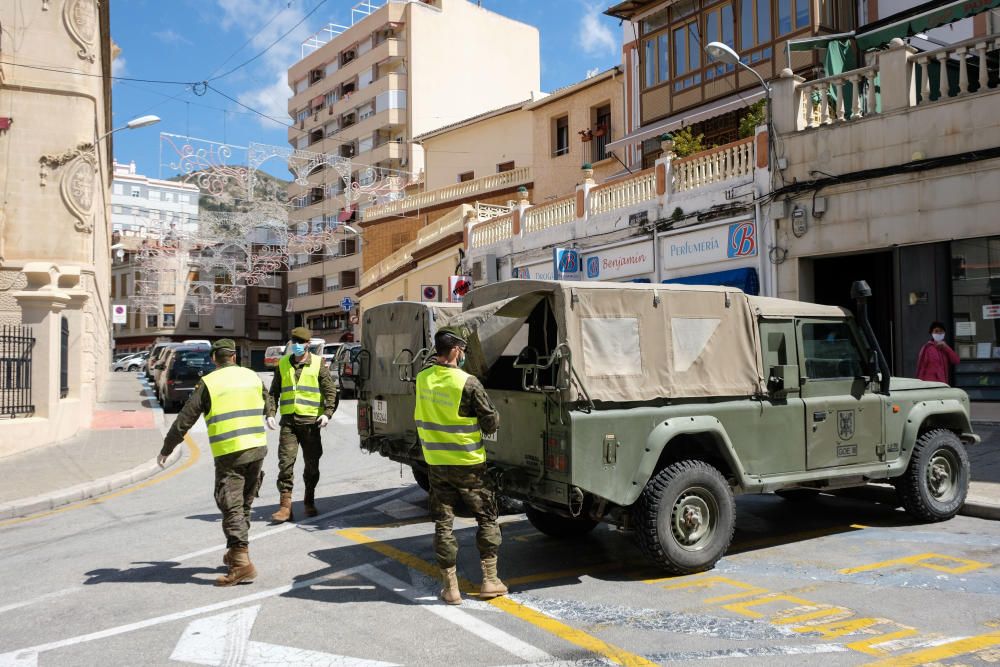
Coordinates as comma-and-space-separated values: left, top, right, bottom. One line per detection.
606, 90, 765, 151
663, 267, 760, 295
787, 31, 856, 52
855, 0, 1000, 50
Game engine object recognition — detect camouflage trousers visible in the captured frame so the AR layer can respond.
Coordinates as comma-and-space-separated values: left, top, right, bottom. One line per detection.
429, 463, 501, 569
214, 452, 265, 549
276, 421, 323, 494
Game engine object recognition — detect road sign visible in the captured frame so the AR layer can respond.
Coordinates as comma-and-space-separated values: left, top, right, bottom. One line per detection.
341, 297, 354, 311
349, 314, 359, 324
112, 304, 127, 324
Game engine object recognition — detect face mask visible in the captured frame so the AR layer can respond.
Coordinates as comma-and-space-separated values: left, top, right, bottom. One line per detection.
291, 343, 306, 356
457, 352, 466, 369
932, 333, 945, 343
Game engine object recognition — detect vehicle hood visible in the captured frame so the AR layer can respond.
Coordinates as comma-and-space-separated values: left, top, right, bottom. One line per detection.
889, 377, 948, 391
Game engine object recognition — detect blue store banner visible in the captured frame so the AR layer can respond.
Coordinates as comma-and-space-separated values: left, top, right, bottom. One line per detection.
553, 247, 581, 281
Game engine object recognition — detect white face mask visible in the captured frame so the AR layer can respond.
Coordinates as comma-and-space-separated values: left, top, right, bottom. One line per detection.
932, 333, 945, 343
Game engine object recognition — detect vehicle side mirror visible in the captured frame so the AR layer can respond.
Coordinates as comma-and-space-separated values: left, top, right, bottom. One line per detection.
768, 365, 800, 395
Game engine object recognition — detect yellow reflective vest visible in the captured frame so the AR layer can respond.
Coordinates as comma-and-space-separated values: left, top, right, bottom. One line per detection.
201, 365, 267, 458
278, 354, 322, 418
414, 364, 484, 466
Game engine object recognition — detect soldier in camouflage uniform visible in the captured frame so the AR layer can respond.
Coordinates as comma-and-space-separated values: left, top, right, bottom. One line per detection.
414, 327, 503, 605
159, 339, 274, 586
267, 326, 339, 521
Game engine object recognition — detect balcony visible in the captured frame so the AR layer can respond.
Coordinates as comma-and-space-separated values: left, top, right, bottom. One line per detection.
288, 285, 358, 313
364, 165, 532, 222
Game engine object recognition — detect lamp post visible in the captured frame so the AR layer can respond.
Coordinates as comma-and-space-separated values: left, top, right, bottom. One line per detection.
705, 42, 775, 298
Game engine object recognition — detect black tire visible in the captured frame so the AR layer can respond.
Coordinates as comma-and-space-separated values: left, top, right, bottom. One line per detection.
775, 489, 821, 501
897, 429, 969, 522
411, 466, 430, 493
525, 505, 598, 539
634, 460, 735, 574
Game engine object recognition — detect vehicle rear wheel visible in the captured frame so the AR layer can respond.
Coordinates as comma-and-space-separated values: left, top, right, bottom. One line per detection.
634, 460, 735, 574
411, 466, 430, 493
897, 429, 969, 522
525, 505, 598, 539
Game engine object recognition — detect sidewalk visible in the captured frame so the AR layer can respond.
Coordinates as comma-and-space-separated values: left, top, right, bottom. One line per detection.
0, 372, 180, 521
0, 378, 997, 522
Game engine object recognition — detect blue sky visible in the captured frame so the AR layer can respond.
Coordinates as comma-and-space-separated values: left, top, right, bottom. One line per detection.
110, 0, 623, 179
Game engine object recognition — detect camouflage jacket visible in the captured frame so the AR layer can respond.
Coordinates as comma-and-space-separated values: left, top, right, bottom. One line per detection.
268, 351, 339, 424
419, 359, 500, 435
161, 363, 271, 460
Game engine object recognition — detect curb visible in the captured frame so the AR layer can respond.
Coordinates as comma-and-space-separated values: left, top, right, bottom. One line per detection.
960, 499, 1000, 521
0, 446, 183, 523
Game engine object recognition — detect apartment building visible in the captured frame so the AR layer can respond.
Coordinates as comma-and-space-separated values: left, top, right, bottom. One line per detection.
111, 160, 199, 240
285, 0, 540, 341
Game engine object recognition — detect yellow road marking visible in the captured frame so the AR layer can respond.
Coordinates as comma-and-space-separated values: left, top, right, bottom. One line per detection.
337, 527, 657, 666
506, 562, 622, 587
723, 594, 818, 619
847, 629, 919, 656
839, 553, 992, 575
657, 575, 769, 603
865, 630, 1000, 666
0, 434, 201, 528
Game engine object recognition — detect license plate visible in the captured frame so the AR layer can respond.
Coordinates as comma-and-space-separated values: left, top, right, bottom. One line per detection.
372, 399, 388, 424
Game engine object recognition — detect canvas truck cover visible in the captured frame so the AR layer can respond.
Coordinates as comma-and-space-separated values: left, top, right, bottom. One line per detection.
459, 280, 766, 403
362, 301, 460, 395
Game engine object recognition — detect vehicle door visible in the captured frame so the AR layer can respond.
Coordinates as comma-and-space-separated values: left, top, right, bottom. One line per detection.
797, 318, 884, 469
170, 350, 215, 395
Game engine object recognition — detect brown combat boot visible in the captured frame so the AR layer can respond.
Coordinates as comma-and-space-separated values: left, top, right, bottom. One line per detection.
479, 557, 508, 599
439, 566, 462, 605
303, 487, 318, 517
215, 547, 257, 587
270, 491, 293, 522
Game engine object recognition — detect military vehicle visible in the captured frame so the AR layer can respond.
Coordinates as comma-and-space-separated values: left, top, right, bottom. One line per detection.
357, 280, 977, 574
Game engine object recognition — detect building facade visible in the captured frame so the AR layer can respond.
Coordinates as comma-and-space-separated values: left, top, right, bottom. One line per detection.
285, 0, 540, 341
0, 0, 115, 453
110, 160, 199, 240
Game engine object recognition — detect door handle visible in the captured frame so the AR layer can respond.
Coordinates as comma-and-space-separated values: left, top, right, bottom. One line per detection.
813, 411, 827, 422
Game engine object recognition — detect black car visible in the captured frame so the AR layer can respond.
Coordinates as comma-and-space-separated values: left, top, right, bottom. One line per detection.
157, 344, 214, 412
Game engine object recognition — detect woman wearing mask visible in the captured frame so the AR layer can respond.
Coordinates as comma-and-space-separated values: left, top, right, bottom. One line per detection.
916, 321, 960, 384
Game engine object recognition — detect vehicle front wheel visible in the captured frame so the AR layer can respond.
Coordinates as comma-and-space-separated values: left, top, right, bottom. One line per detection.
525, 505, 598, 539
634, 460, 735, 574
897, 429, 969, 522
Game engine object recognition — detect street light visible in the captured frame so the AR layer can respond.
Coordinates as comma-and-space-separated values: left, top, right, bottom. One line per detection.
704, 42, 770, 93
96, 114, 161, 143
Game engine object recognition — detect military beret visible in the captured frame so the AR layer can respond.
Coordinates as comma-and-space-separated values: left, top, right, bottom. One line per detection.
212, 338, 236, 352
290, 326, 312, 341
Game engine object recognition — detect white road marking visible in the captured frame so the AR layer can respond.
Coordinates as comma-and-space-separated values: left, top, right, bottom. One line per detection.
169, 604, 398, 666
359, 564, 552, 663
373, 499, 426, 520
0, 587, 82, 616
0, 562, 380, 665
169, 486, 409, 563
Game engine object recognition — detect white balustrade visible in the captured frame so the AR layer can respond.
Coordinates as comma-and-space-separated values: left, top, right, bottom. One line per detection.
587, 169, 656, 216
798, 66, 880, 130
672, 137, 754, 192
469, 212, 514, 249
522, 196, 575, 233
911, 35, 1000, 106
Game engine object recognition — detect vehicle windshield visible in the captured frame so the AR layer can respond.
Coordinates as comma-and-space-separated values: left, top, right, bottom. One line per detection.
174, 351, 214, 371
801, 321, 867, 379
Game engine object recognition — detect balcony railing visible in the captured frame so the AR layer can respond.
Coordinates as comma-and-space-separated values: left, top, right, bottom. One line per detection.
522, 195, 574, 234
798, 67, 880, 128
911, 34, 1000, 106
588, 168, 656, 215
364, 165, 532, 221
673, 137, 755, 191
469, 212, 514, 249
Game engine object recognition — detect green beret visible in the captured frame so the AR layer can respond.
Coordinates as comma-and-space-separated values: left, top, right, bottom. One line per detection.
212, 338, 236, 352
291, 326, 312, 341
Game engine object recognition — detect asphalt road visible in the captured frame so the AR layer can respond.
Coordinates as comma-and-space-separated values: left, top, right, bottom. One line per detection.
1, 392, 999, 666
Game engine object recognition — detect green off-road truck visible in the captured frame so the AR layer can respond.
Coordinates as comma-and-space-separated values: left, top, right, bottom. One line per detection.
356, 279, 978, 574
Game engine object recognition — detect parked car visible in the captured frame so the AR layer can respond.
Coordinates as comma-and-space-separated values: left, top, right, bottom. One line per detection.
149, 343, 183, 390
112, 351, 148, 372
322, 343, 342, 370
334, 343, 362, 398
156, 344, 215, 412
146, 343, 175, 380
263, 345, 285, 369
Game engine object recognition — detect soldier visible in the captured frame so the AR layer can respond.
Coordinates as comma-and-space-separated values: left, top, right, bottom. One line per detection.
268, 326, 338, 521
414, 327, 505, 605
158, 339, 274, 587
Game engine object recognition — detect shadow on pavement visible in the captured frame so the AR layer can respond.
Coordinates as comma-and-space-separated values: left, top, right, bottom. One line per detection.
83, 562, 222, 586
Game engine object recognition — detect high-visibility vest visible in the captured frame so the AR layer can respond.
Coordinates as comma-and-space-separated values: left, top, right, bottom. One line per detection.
278, 354, 323, 417
414, 364, 484, 466
201, 365, 267, 458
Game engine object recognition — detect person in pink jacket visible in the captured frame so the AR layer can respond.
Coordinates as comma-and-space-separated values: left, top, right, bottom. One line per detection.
916, 321, 960, 384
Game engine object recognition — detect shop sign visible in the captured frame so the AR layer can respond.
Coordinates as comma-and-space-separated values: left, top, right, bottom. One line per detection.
512, 261, 554, 280
553, 247, 582, 281
984, 304, 1000, 320
661, 221, 757, 270
583, 241, 654, 281
448, 275, 473, 302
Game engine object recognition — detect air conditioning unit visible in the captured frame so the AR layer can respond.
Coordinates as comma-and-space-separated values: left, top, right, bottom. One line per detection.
420, 284, 442, 302
471, 254, 497, 284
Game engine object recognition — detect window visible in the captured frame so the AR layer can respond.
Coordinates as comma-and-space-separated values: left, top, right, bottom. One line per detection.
642, 32, 670, 88
497, 161, 515, 173
340, 269, 358, 288
641, 7, 668, 33
458, 171, 475, 182
146, 314, 158, 328
795, 0, 810, 28
553, 115, 569, 156
130, 187, 141, 198
149, 190, 161, 201
592, 104, 612, 163
801, 321, 865, 379
705, 3, 736, 80
296, 281, 309, 296
189, 316, 200, 329
672, 20, 701, 91
339, 238, 357, 255
179, 193, 189, 203
325, 275, 341, 292
113, 184, 123, 195
162, 304, 176, 328
163, 192, 174, 202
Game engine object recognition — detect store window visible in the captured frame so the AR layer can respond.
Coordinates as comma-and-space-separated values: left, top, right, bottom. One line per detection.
951, 238, 1000, 400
